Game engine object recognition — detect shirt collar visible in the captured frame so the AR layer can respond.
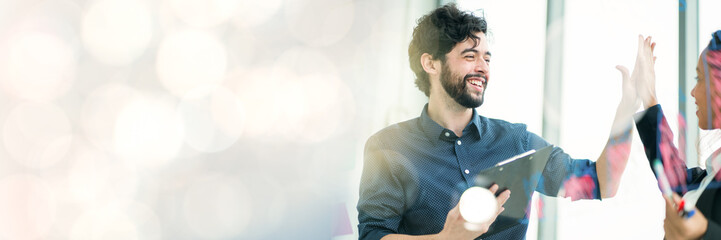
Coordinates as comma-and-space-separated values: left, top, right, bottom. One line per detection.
469, 107, 482, 134
419, 104, 482, 143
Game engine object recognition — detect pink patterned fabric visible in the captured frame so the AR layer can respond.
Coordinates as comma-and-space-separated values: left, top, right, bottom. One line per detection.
607, 141, 631, 183
678, 114, 687, 162
563, 175, 596, 201
657, 115, 689, 192
704, 49, 721, 180
705, 50, 721, 129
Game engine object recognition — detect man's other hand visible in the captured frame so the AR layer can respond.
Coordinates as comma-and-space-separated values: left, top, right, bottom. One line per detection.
436, 184, 510, 240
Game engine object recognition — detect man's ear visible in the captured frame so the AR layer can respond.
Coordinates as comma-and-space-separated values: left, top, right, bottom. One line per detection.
421, 53, 441, 75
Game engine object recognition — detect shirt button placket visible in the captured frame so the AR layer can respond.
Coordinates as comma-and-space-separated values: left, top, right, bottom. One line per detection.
455, 137, 471, 186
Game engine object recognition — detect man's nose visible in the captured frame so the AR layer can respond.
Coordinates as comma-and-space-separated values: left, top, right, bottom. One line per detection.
475, 59, 488, 73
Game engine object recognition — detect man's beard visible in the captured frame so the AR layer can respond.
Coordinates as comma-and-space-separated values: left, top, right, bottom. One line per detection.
440, 62, 487, 108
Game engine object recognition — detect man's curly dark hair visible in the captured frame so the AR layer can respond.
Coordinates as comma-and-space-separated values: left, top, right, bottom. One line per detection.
408, 3, 487, 97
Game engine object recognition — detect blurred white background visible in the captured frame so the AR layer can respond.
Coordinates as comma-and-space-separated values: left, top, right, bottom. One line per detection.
0, 0, 719, 239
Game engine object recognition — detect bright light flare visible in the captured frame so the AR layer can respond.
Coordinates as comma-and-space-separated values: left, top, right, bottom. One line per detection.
156, 30, 227, 97
459, 187, 497, 225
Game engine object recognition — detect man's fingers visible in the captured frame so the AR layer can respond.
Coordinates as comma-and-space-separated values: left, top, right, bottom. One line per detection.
493, 206, 505, 218
487, 205, 507, 225
492, 190, 510, 223
638, 36, 654, 53
489, 184, 499, 194
485, 189, 509, 226
496, 190, 511, 206
615, 65, 630, 80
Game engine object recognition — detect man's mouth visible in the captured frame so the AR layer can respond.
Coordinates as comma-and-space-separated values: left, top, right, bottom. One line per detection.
467, 77, 486, 90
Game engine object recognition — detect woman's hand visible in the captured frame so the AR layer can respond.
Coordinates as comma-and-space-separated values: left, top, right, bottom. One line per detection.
663, 193, 708, 240
633, 35, 658, 109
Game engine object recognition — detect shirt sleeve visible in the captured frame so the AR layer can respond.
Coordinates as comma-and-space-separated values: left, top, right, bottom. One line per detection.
635, 104, 692, 192
357, 135, 405, 240
528, 132, 601, 200
635, 104, 664, 164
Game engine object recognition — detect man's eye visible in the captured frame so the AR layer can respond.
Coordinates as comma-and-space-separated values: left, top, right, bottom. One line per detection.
485, 59, 491, 63
465, 55, 474, 59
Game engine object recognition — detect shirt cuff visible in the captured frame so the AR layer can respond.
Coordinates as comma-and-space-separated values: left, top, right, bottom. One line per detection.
563, 160, 602, 201
634, 104, 662, 128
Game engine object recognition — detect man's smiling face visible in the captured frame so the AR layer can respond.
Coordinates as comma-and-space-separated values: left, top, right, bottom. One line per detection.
439, 32, 491, 108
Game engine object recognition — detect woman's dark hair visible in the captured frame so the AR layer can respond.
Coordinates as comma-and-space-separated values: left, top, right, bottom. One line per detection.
408, 3, 487, 97
703, 30, 721, 128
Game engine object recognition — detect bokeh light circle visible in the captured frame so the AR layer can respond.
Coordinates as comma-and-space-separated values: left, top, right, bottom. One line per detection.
0, 31, 76, 101
156, 30, 227, 97
178, 85, 244, 152
3, 102, 73, 168
459, 187, 497, 224
230, 47, 358, 143
82, 0, 153, 65
0, 174, 56, 240
114, 95, 184, 168
70, 201, 161, 240
271, 47, 356, 143
232, 0, 282, 28
283, 74, 350, 143
284, 0, 355, 47
81, 83, 140, 153
167, 0, 240, 28
230, 67, 286, 139
67, 143, 139, 206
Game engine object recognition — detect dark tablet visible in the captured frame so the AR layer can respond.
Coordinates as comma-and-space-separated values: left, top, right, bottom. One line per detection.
475, 145, 554, 238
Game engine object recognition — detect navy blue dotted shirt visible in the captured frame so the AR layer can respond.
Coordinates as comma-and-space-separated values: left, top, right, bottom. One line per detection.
357, 105, 601, 240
